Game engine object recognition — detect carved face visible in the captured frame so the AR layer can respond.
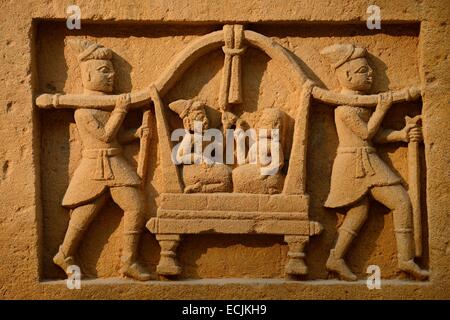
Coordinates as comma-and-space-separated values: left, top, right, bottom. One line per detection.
80, 60, 115, 93
336, 57, 373, 93
258, 109, 281, 138
183, 108, 209, 132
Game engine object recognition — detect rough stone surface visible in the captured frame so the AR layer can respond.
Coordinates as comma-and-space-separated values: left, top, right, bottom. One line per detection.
0, 0, 449, 299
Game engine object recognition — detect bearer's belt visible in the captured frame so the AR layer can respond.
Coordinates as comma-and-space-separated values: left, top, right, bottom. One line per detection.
337, 146, 376, 178
82, 148, 121, 180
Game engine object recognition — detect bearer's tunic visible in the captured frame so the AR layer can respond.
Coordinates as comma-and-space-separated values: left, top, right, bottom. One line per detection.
324, 105, 401, 208
62, 108, 140, 208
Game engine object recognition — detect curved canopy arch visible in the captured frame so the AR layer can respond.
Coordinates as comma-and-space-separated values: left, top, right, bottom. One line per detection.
153, 29, 310, 99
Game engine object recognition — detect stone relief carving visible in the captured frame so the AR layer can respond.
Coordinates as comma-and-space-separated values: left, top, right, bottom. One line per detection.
232, 108, 286, 194
51, 39, 152, 281
35, 25, 428, 282
320, 44, 428, 281
169, 99, 233, 194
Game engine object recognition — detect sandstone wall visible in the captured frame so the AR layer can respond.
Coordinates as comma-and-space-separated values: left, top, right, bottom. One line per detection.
0, 0, 448, 299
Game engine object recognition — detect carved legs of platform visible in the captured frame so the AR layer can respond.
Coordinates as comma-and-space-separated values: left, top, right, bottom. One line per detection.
284, 235, 309, 277
156, 234, 182, 277
154, 233, 314, 279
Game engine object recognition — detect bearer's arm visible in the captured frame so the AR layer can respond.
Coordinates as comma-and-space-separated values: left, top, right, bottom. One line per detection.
78, 94, 130, 143
373, 128, 405, 143
373, 123, 422, 144
118, 127, 141, 144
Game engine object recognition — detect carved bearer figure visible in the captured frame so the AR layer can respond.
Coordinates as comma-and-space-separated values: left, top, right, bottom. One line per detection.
53, 40, 152, 281
321, 44, 429, 280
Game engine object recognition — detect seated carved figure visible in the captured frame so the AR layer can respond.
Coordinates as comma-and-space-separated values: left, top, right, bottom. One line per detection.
321, 44, 429, 281
232, 108, 285, 194
169, 99, 232, 193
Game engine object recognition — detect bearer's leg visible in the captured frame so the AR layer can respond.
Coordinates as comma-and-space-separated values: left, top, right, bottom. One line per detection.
54, 194, 107, 277
371, 185, 429, 280
110, 186, 152, 281
326, 197, 369, 281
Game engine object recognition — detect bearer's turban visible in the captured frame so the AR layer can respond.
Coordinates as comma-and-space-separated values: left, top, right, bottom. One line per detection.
67, 39, 113, 62
320, 44, 367, 70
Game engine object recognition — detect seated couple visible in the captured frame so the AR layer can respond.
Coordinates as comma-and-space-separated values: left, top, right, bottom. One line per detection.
169, 99, 285, 194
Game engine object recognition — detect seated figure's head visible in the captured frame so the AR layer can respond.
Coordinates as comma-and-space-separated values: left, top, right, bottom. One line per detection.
258, 108, 283, 138
320, 44, 373, 93
69, 39, 115, 93
169, 99, 209, 132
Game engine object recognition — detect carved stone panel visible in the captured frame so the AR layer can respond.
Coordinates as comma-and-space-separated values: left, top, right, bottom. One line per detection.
0, 1, 449, 300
